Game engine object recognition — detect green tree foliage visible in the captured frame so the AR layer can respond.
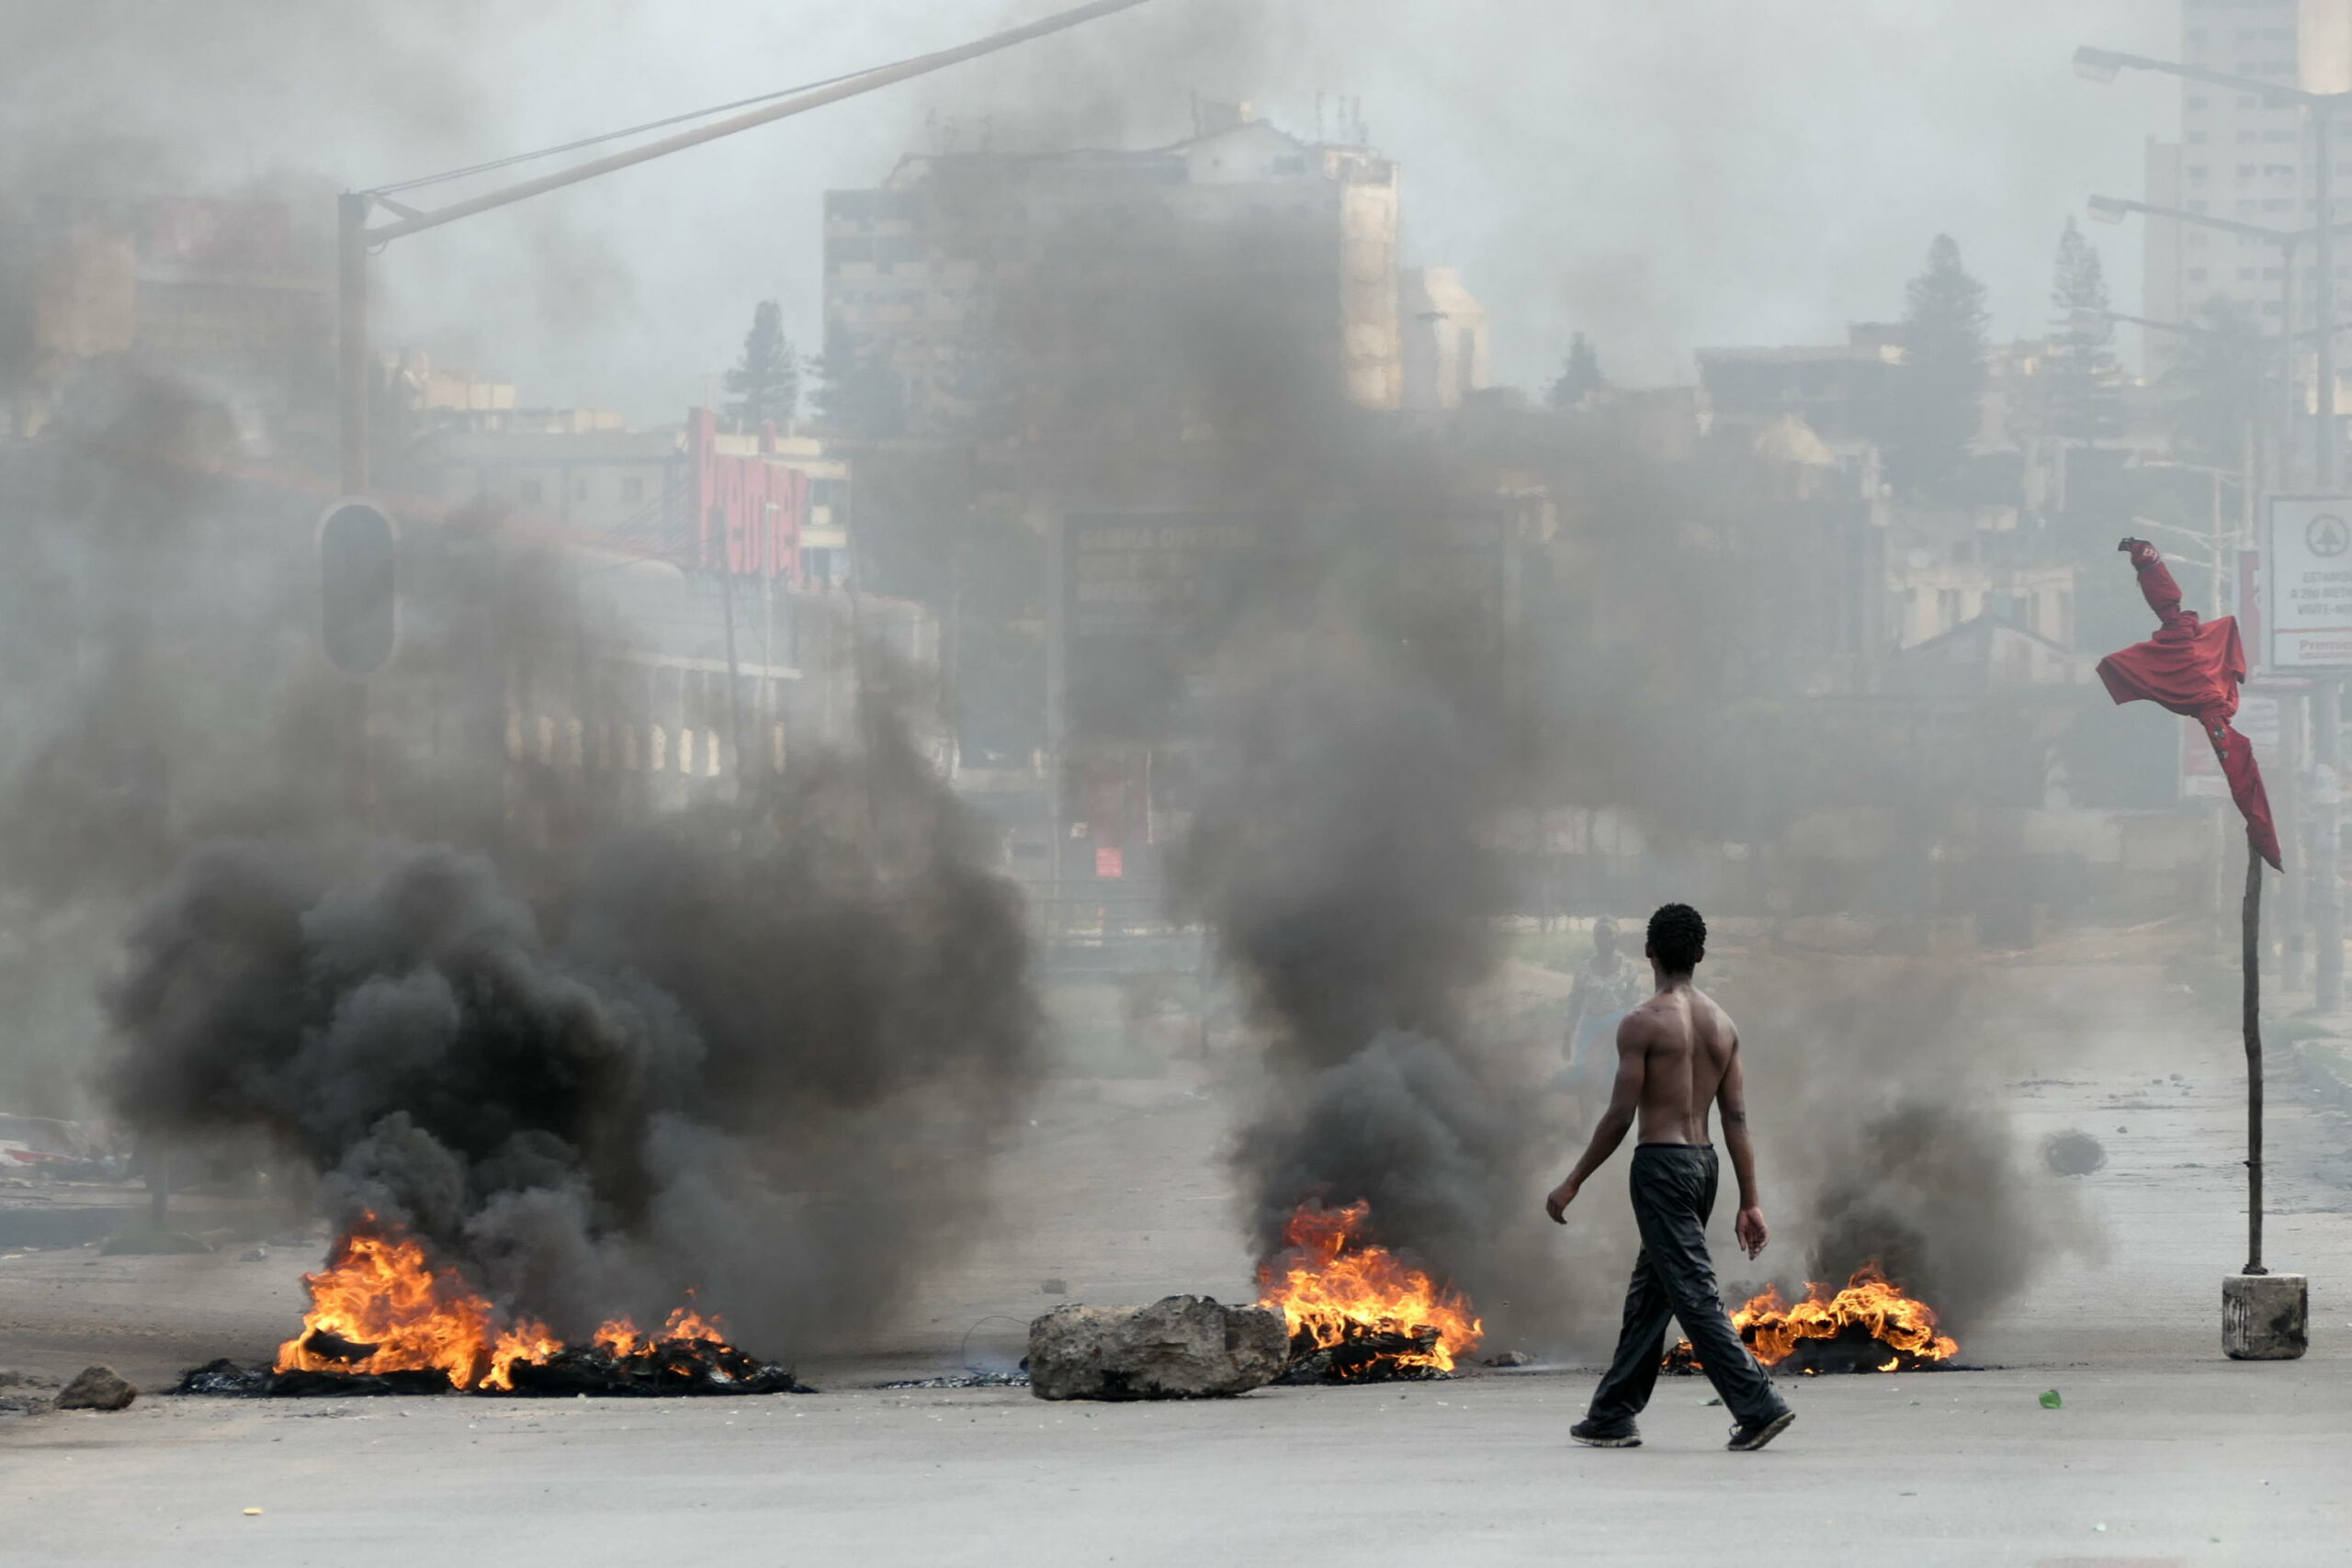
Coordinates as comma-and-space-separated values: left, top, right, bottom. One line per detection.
2165, 294, 2267, 470
1545, 332, 1606, 409
1885, 234, 1989, 494
722, 300, 799, 432
2044, 218, 2122, 445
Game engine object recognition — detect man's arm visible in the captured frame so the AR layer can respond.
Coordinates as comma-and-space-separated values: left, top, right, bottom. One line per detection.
1544, 1015, 1645, 1223
1718, 1037, 1768, 1259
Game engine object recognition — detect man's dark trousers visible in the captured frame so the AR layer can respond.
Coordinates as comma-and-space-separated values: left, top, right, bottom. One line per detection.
1586, 1144, 1787, 1430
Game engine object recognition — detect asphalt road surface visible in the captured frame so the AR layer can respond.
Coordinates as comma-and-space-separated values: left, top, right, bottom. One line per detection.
4, 954, 2347, 1566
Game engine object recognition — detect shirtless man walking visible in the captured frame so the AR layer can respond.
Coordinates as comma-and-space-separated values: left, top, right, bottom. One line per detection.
1544, 903, 1795, 1452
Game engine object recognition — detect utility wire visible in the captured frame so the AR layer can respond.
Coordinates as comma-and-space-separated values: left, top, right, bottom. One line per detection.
366, 62, 880, 197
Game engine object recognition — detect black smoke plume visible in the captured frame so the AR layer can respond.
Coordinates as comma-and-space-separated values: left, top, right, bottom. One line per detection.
102, 706, 1041, 1355
1172, 604, 1539, 1298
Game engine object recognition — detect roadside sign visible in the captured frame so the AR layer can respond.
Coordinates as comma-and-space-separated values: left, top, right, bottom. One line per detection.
2262, 496, 2352, 671
2238, 548, 2317, 690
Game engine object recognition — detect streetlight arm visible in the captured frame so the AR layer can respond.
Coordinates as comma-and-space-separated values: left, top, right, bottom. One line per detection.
2086, 194, 2352, 246
363, 0, 1159, 244
2075, 43, 2332, 108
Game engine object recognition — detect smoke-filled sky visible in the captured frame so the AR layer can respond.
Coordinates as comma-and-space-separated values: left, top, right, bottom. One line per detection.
9, 0, 2175, 419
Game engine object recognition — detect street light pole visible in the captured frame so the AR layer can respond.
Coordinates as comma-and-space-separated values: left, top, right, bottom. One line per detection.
2312, 103, 2347, 1012
2317, 108, 2339, 489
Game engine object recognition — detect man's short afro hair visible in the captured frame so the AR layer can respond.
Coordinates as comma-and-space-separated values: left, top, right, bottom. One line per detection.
1647, 903, 1706, 973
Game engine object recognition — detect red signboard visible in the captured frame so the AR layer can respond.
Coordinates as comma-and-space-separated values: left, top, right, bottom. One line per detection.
687, 408, 806, 581
1094, 846, 1125, 880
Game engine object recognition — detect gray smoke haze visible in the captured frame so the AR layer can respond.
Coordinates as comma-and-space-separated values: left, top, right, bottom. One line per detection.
1730, 962, 2096, 1339
6, 1, 2177, 417
0, 0, 2154, 1364
0, 355, 1046, 1357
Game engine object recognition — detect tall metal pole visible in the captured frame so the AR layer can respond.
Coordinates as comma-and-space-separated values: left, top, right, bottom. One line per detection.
2317, 107, 2337, 489
2314, 106, 2346, 1012
338, 192, 371, 492
2317, 685, 2342, 1010
2282, 234, 2302, 488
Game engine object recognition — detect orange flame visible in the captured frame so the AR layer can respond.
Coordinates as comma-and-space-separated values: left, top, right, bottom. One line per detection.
275, 1217, 731, 1392
1255, 1201, 1483, 1374
1671, 1261, 1957, 1373
592, 1298, 727, 1359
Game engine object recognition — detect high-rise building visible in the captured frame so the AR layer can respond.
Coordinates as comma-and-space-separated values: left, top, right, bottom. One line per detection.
2144, 1, 2352, 367
820, 107, 1403, 436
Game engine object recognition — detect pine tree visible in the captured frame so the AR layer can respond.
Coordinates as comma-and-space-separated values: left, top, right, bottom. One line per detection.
1546, 332, 1606, 409
723, 300, 799, 432
2045, 218, 2122, 445
1885, 234, 1990, 494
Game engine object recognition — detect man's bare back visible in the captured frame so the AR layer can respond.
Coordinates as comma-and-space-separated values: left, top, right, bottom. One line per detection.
1544, 931, 1765, 1261
1622, 984, 1739, 1147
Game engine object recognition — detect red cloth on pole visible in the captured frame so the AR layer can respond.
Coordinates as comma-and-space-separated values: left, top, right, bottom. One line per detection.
2096, 541, 2282, 870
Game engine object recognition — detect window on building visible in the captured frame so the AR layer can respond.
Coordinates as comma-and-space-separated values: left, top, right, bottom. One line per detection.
2189, 268, 2210, 281
2265, 300, 2284, 314
2188, 96, 2210, 110
2188, 131, 2209, 144
1937, 589, 1962, 633
2190, 165, 2210, 180
2267, 130, 2295, 142
2241, 267, 2257, 279
622, 477, 645, 503
2239, 130, 2261, 142
2239, 94, 2260, 108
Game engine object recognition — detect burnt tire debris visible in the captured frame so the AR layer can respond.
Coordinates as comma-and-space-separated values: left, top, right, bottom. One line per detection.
174, 1343, 813, 1399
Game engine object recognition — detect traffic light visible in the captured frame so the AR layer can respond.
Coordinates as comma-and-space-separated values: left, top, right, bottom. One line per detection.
318, 499, 398, 675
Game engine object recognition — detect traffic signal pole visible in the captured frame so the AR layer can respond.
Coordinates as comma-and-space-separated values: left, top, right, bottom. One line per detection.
334, 0, 1159, 491
338, 192, 371, 493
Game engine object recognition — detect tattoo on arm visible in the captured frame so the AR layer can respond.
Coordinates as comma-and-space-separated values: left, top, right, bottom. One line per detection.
1723, 1108, 1747, 1126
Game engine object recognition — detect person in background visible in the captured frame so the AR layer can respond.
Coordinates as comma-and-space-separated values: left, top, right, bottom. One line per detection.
1560, 918, 1647, 1101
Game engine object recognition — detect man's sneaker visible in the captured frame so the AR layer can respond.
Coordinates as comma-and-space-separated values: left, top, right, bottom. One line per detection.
1570, 1418, 1641, 1449
1725, 1409, 1796, 1451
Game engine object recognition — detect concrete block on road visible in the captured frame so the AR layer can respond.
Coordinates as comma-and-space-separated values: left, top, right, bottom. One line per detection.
1029, 1295, 1288, 1400
54, 1365, 137, 1410
2222, 1273, 2308, 1360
